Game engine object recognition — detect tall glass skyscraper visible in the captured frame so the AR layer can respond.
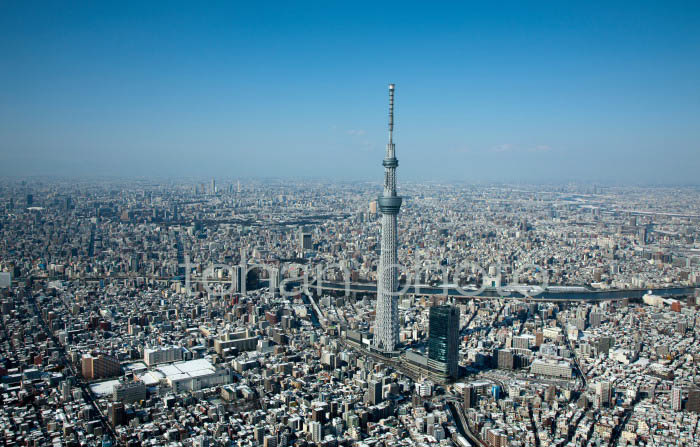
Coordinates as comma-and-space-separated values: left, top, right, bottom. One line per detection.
374, 84, 402, 353
428, 305, 460, 378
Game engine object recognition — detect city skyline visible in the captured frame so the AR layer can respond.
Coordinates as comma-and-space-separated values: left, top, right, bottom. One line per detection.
1, 2, 700, 183
1, 3, 700, 445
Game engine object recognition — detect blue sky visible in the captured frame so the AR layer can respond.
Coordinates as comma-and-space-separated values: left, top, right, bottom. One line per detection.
1, 1, 699, 183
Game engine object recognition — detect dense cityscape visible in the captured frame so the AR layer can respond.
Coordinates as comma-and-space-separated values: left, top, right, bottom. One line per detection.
2, 166, 700, 447
2, 2, 699, 445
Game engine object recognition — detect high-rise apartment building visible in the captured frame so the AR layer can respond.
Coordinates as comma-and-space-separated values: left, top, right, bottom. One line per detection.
108, 402, 126, 427
368, 379, 383, 405
299, 230, 312, 252
497, 349, 515, 370
81, 353, 121, 380
269, 267, 281, 297
113, 381, 147, 404
263, 435, 277, 447
144, 346, 183, 366
672, 387, 682, 411
311, 421, 322, 443
463, 385, 476, 410
597, 381, 612, 407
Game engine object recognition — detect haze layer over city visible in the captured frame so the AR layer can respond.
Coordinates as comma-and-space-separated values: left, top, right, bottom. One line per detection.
1, 3, 700, 447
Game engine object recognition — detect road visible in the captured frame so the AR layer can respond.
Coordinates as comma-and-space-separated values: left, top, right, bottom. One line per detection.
528, 403, 541, 447
446, 400, 487, 447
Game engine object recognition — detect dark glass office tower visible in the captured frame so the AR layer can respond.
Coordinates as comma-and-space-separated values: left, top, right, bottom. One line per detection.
428, 305, 460, 379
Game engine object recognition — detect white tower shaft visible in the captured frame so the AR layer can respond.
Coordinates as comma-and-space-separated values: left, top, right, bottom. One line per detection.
374, 84, 402, 352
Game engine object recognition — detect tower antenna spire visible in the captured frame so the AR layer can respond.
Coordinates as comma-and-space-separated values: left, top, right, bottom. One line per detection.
388, 83, 394, 143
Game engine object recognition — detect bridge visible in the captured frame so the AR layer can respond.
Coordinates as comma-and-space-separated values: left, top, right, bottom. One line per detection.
291, 279, 696, 302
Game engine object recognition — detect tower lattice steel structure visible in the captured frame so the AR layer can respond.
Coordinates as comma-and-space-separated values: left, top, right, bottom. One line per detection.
374, 84, 402, 352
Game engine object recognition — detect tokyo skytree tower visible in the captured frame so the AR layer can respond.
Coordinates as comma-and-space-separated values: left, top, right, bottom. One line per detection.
374, 84, 402, 353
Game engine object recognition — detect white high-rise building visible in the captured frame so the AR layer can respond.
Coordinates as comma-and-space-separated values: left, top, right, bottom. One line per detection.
143, 346, 183, 366
374, 84, 402, 353
311, 421, 322, 443
596, 381, 612, 407
672, 387, 682, 411
269, 267, 281, 297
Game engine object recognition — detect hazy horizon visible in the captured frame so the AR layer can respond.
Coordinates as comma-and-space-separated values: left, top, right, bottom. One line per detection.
1, 2, 699, 184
